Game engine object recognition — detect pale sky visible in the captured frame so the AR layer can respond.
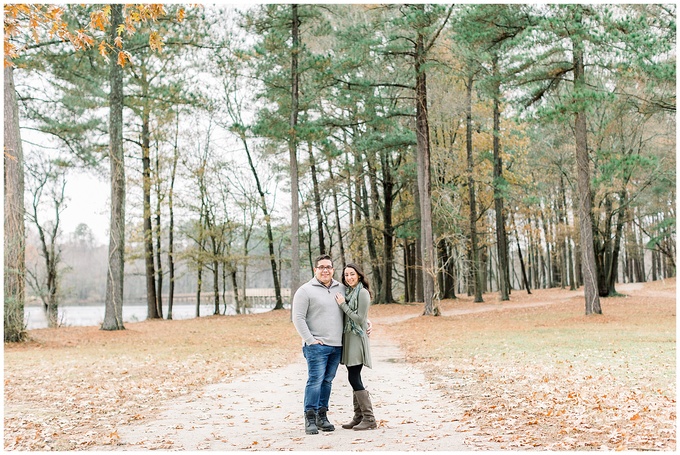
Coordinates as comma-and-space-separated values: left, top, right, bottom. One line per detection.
62, 169, 110, 245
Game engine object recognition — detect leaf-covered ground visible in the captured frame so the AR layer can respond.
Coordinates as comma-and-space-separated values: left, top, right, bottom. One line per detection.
390, 279, 676, 451
4, 312, 303, 450
4, 279, 675, 451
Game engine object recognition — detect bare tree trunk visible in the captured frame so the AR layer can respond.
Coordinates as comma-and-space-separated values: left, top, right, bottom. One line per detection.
607, 189, 626, 295
573, 40, 602, 315
308, 142, 326, 254
512, 214, 532, 294
154, 143, 164, 318
492, 54, 510, 301
360, 182, 382, 295
102, 3, 126, 331
415, 24, 439, 315
381, 152, 395, 303
196, 264, 202, 317
327, 156, 346, 268
212, 254, 220, 315
141, 85, 159, 319
465, 74, 484, 303
26, 161, 66, 328
231, 267, 241, 314
404, 241, 413, 302
363, 151, 384, 300
289, 4, 301, 298
4, 65, 27, 342
412, 176, 424, 303
166, 108, 180, 320
564, 176, 577, 290
539, 208, 553, 288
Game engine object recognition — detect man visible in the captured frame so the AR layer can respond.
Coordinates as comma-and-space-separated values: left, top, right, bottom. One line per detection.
292, 254, 344, 435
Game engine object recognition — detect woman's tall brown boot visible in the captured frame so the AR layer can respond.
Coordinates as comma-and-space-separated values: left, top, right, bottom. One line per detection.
341, 391, 363, 429
353, 389, 377, 430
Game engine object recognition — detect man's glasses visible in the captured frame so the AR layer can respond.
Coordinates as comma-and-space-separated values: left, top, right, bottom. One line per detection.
316, 266, 334, 271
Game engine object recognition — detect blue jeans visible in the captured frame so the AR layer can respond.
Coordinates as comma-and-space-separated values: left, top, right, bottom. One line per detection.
302, 344, 342, 412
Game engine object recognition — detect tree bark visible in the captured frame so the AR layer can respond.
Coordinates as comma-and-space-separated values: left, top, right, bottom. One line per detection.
465, 74, 484, 303
363, 155, 383, 301
415, 21, 439, 315
360, 181, 382, 297
492, 54, 510, 301
380, 152, 395, 303
154, 144, 164, 318
327, 156, 346, 269
308, 142, 326, 255
573, 38, 602, 315
141, 80, 159, 319
231, 267, 241, 314
512, 214, 532, 294
27, 163, 66, 328
412, 174, 424, 303
102, 3, 126, 331
4, 65, 26, 341
236, 129, 283, 309
167, 108, 180, 320
607, 190, 626, 295
404, 240, 414, 302
289, 4, 301, 298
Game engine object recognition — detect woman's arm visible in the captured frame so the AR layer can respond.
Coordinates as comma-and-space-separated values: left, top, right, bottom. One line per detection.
338, 289, 369, 326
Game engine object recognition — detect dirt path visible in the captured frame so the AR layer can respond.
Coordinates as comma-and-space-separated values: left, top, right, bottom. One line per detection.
92, 284, 648, 451
93, 329, 477, 451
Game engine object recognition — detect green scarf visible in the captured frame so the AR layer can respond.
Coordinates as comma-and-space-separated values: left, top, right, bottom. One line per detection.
343, 283, 365, 337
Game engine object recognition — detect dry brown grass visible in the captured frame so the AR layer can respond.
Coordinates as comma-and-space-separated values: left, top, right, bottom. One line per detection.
4, 312, 302, 450
388, 279, 676, 450
4, 279, 676, 451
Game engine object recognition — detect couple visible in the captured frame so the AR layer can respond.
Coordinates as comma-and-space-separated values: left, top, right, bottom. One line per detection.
292, 254, 377, 435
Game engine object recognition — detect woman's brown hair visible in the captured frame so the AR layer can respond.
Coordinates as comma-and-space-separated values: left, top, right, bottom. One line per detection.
341, 263, 372, 297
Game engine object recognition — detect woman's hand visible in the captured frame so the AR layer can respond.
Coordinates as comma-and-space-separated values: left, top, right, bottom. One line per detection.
334, 292, 345, 306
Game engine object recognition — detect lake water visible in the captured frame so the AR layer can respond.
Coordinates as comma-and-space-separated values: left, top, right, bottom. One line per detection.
24, 303, 283, 330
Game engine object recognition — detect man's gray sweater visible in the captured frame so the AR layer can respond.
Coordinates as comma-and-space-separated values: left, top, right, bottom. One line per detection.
292, 277, 345, 347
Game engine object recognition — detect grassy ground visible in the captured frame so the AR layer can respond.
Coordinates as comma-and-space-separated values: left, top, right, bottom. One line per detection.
4, 279, 676, 451
389, 279, 676, 450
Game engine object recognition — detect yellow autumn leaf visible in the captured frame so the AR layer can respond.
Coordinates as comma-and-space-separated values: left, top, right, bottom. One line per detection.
118, 50, 132, 67
90, 10, 108, 31
98, 40, 108, 58
149, 31, 163, 52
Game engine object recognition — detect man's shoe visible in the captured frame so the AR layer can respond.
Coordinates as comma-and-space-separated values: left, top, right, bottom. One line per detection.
305, 409, 319, 435
315, 407, 335, 431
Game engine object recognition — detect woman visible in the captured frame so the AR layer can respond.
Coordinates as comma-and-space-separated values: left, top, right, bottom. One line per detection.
334, 263, 376, 431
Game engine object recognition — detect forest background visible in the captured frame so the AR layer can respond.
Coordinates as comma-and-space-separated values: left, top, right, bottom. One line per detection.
3, 4, 675, 339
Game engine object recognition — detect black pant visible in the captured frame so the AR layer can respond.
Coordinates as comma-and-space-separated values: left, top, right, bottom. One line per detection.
347, 364, 365, 391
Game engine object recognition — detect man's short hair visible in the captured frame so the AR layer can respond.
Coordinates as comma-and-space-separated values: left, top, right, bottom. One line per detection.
314, 254, 333, 267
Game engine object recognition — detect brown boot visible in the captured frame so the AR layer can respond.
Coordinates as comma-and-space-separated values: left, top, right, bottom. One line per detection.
353, 389, 377, 430
341, 391, 363, 429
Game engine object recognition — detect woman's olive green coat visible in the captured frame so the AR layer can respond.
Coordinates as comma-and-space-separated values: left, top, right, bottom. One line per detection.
339, 287, 372, 368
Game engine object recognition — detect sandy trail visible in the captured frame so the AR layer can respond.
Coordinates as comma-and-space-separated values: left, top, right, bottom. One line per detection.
95, 284, 643, 451
96, 327, 473, 451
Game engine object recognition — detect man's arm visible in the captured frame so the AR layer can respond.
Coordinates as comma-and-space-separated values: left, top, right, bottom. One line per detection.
291, 288, 316, 345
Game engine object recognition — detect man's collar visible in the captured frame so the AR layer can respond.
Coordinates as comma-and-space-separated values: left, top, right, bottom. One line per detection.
314, 277, 336, 288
